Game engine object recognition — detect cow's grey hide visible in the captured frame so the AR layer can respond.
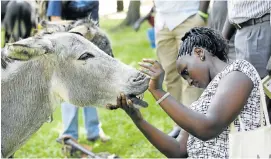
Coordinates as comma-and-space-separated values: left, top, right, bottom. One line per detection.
1, 32, 149, 157
39, 19, 114, 57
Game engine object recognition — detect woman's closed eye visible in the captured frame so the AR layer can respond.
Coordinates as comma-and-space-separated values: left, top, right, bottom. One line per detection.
181, 68, 189, 76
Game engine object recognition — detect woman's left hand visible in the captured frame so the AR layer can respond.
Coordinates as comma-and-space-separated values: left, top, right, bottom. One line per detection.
106, 93, 143, 121
138, 59, 165, 91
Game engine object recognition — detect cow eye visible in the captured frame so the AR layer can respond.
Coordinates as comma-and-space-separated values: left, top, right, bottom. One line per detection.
71, 32, 84, 37
78, 52, 95, 60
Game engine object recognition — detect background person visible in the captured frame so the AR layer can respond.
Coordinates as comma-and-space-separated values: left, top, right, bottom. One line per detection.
153, 0, 210, 138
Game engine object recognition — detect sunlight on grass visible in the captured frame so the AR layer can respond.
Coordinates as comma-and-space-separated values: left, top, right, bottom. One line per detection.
14, 18, 174, 158
1, 29, 5, 48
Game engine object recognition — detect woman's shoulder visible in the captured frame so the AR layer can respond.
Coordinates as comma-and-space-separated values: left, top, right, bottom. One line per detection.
229, 59, 258, 76
232, 59, 255, 69
223, 59, 260, 87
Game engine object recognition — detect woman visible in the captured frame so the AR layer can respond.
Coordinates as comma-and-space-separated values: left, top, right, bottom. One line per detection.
106, 27, 263, 158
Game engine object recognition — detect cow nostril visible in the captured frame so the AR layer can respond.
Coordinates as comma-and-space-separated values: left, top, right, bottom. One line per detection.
132, 73, 146, 83
132, 77, 139, 83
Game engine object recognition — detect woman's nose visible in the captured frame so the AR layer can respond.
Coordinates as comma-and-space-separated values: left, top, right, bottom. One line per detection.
187, 78, 193, 86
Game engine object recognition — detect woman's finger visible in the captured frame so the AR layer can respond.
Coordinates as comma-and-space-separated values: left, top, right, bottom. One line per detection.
127, 99, 133, 108
110, 106, 119, 110
117, 95, 121, 108
140, 68, 154, 77
138, 62, 156, 72
142, 58, 156, 64
120, 93, 127, 107
106, 104, 112, 109
106, 104, 118, 110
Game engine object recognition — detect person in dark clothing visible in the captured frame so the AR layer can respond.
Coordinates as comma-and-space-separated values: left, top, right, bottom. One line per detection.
208, 0, 236, 62
47, 0, 99, 22
2, 0, 36, 44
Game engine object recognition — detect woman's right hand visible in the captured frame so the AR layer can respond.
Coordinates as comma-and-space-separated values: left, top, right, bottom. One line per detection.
106, 93, 143, 121
138, 59, 165, 92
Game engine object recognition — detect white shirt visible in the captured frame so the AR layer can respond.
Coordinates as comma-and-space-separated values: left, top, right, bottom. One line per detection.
227, 0, 271, 24
154, 1, 200, 31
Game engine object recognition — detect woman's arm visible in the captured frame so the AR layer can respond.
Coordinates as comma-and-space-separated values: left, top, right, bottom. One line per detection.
107, 94, 187, 158
139, 59, 253, 141
133, 119, 187, 158
198, 1, 210, 22
199, 1, 210, 14
222, 17, 236, 41
178, 130, 189, 157
150, 71, 253, 141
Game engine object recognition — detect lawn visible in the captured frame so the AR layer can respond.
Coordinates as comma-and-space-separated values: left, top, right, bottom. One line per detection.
12, 18, 175, 158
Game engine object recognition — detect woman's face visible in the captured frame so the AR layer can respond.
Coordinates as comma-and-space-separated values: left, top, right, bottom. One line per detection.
176, 49, 211, 89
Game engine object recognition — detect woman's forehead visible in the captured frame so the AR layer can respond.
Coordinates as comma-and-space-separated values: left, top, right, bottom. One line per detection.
177, 54, 192, 63
176, 57, 188, 70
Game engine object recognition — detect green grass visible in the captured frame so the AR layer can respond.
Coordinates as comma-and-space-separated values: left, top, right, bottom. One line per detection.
1, 29, 5, 48
13, 18, 175, 158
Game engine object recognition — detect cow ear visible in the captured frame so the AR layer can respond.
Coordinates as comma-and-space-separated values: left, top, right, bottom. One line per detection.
6, 40, 53, 61
90, 19, 99, 27
68, 25, 96, 40
7, 45, 46, 61
39, 20, 72, 33
86, 13, 99, 27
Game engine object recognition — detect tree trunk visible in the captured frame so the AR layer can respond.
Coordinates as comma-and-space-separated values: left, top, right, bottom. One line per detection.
110, 0, 140, 32
117, 0, 124, 12
121, 0, 140, 26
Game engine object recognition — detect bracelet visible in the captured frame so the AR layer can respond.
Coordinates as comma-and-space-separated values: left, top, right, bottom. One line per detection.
198, 11, 209, 19
156, 92, 170, 105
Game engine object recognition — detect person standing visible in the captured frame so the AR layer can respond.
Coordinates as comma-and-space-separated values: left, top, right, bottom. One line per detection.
208, 0, 236, 62
154, 0, 210, 138
222, 0, 271, 78
222, 0, 271, 122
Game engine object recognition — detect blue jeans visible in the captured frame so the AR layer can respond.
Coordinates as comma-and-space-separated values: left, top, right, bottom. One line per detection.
47, 1, 99, 22
61, 102, 99, 140
63, 1, 99, 21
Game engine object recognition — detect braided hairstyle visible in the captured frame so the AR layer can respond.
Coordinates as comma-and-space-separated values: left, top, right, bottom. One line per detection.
178, 27, 229, 62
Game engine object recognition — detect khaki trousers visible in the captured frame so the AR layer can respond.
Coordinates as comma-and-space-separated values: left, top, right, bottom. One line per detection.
155, 14, 205, 106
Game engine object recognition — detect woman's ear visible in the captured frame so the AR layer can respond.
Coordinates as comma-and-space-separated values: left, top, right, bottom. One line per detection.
194, 47, 205, 61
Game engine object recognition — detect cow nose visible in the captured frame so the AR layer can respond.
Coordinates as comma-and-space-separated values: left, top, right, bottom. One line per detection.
131, 72, 147, 83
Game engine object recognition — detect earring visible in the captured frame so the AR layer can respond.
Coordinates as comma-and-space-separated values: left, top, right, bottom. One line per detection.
200, 56, 205, 61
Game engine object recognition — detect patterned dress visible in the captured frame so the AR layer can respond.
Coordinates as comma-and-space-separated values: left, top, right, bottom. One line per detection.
187, 60, 263, 158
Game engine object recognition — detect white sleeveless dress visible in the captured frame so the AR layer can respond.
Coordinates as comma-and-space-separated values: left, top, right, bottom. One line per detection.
187, 60, 263, 158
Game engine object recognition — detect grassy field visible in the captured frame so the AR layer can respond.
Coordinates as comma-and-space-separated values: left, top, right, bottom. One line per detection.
11, 18, 175, 158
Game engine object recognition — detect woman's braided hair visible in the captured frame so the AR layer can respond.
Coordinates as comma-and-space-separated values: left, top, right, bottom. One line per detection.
178, 27, 229, 62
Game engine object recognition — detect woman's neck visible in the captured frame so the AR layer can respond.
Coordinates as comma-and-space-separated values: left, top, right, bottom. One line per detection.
209, 57, 228, 80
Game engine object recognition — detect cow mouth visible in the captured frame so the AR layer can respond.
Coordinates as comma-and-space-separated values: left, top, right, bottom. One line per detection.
127, 94, 148, 108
